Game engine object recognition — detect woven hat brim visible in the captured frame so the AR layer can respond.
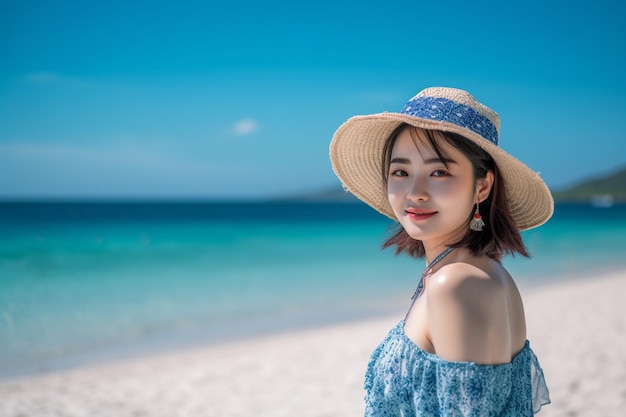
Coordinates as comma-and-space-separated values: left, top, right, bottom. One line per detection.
329, 112, 554, 231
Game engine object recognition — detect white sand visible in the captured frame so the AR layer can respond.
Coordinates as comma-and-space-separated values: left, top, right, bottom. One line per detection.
1, 271, 625, 417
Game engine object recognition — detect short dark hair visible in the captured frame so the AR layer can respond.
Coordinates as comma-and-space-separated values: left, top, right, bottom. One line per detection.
381, 124, 529, 260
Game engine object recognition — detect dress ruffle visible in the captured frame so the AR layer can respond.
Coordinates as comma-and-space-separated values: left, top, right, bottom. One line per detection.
364, 321, 551, 416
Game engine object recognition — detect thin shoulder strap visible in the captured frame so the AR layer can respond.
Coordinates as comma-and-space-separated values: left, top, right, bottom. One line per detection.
403, 296, 419, 321
404, 247, 454, 321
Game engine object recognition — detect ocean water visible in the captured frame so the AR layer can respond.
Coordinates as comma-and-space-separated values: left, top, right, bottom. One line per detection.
1, 201, 625, 379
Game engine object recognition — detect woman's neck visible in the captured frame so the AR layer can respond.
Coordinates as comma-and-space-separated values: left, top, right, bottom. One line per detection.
421, 227, 467, 264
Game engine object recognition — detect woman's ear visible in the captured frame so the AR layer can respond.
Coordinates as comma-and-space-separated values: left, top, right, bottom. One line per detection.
476, 170, 494, 203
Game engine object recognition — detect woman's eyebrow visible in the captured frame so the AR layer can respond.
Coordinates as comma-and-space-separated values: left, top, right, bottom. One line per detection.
390, 157, 411, 164
390, 157, 457, 165
422, 157, 457, 165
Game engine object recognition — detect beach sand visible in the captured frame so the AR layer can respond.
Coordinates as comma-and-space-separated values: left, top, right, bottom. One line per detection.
1, 271, 625, 417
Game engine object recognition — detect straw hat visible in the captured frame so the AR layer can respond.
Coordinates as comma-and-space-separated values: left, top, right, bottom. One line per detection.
329, 87, 554, 231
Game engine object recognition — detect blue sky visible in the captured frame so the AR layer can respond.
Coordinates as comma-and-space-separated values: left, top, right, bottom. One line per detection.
1, 0, 625, 199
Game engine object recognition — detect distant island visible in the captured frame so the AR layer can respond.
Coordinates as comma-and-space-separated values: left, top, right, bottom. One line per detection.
283, 166, 626, 205
551, 166, 626, 204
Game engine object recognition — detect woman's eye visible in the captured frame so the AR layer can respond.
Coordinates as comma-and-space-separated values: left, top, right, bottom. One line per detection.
431, 170, 449, 177
391, 169, 408, 177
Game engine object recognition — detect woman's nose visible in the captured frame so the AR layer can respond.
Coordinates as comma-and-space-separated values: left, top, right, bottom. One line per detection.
407, 176, 429, 201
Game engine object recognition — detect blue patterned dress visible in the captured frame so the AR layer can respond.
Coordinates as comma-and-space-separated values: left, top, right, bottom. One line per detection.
364, 321, 550, 416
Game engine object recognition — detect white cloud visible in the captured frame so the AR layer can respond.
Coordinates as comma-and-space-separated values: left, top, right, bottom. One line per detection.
0, 138, 245, 197
231, 119, 259, 136
0, 140, 211, 181
21, 72, 88, 86
23, 72, 63, 84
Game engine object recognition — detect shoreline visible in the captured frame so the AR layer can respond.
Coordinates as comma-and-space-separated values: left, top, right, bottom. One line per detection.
2, 263, 621, 384
1, 269, 625, 416
2, 262, 621, 380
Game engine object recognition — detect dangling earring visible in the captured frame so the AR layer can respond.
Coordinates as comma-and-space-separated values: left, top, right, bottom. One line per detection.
469, 203, 485, 231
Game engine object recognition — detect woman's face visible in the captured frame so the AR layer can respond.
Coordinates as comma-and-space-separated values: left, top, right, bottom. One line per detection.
387, 128, 489, 248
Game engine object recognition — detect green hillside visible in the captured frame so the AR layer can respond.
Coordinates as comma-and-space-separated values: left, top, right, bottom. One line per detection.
552, 167, 626, 202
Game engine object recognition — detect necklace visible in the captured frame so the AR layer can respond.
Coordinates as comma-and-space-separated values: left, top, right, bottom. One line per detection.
410, 247, 455, 300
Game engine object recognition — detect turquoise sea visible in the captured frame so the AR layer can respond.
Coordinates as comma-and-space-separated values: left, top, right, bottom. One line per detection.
1, 201, 626, 380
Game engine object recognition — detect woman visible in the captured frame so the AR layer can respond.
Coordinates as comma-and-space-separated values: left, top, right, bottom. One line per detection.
329, 87, 551, 416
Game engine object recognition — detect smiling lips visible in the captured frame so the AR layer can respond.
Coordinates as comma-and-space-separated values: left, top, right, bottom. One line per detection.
405, 208, 437, 221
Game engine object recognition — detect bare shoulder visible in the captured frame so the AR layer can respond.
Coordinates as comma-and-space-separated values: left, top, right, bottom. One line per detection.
425, 260, 505, 303
424, 259, 513, 364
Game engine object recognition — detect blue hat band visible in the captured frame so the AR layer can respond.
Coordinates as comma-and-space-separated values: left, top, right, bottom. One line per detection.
401, 96, 499, 146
